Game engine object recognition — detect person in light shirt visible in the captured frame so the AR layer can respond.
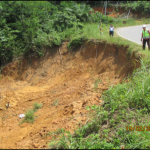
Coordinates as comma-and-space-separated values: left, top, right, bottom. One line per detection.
141, 24, 150, 50
109, 24, 114, 37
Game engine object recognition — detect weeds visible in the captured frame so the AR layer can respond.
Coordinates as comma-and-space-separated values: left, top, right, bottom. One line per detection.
52, 98, 59, 106
33, 102, 43, 112
67, 34, 86, 50
20, 102, 43, 124
46, 128, 65, 137
20, 109, 34, 124
55, 128, 65, 135
94, 78, 101, 90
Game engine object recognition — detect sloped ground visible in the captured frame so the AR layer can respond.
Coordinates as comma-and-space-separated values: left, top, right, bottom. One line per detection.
92, 6, 148, 19
0, 40, 140, 149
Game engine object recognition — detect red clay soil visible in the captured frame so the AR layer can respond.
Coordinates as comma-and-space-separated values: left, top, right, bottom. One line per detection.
92, 6, 149, 18
91, 7, 114, 14
91, 6, 124, 17
0, 40, 140, 149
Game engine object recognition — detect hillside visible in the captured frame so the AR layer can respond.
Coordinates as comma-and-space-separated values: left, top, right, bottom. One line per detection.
0, 1, 150, 149
0, 40, 140, 148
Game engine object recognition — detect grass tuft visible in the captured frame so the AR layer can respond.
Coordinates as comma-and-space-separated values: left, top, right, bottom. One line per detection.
19, 102, 43, 124
33, 102, 43, 112
20, 109, 34, 124
94, 78, 101, 90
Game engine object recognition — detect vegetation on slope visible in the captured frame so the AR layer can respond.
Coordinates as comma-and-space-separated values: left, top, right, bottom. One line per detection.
118, 1, 150, 15
0, 1, 131, 67
20, 102, 43, 124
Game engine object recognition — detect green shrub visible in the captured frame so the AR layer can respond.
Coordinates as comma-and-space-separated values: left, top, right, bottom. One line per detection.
90, 11, 115, 24
33, 102, 43, 112
0, 26, 18, 65
119, 1, 150, 15
21, 109, 34, 124
20, 102, 42, 124
67, 35, 86, 50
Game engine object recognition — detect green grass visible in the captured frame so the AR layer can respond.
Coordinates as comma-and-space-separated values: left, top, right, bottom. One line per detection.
20, 102, 43, 124
83, 22, 142, 52
67, 18, 150, 63
44, 128, 65, 138
33, 102, 43, 112
20, 109, 34, 124
52, 98, 59, 106
94, 78, 101, 91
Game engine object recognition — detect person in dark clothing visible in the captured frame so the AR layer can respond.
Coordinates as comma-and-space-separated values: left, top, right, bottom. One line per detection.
109, 24, 114, 37
141, 24, 150, 50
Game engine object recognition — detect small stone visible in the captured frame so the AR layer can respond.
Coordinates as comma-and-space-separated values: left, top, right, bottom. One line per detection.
64, 105, 69, 108
64, 95, 71, 99
43, 145, 47, 147
63, 112, 68, 115
19, 114, 25, 119
101, 87, 108, 90
39, 132, 44, 136
40, 140, 45, 143
82, 100, 87, 107
103, 82, 107, 85
33, 143, 39, 148
53, 121, 58, 124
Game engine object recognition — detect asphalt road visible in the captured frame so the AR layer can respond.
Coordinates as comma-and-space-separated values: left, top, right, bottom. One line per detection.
116, 24, 150, 46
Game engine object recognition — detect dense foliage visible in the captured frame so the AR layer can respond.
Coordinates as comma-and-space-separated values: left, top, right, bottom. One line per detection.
115, 1, 150, 15
0, 1, 116, 67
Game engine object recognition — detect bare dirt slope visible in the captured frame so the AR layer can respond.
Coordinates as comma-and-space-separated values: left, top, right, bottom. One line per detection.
0, 40, 139, 149
92, 6, 148, 19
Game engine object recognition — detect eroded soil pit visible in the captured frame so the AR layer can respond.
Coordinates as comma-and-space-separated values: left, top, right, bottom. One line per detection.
0, 40, 140, 149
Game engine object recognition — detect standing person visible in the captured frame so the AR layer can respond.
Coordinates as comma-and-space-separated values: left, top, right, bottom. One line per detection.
141, 24, 150, 50
109, 24, 114, 37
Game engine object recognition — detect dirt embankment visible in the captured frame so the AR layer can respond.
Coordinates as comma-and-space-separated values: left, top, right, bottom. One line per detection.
0, 40, 140, 149
92, 6, 149, 19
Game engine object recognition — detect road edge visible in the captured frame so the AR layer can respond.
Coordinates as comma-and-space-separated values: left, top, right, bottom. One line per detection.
116, 24, 150, 46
